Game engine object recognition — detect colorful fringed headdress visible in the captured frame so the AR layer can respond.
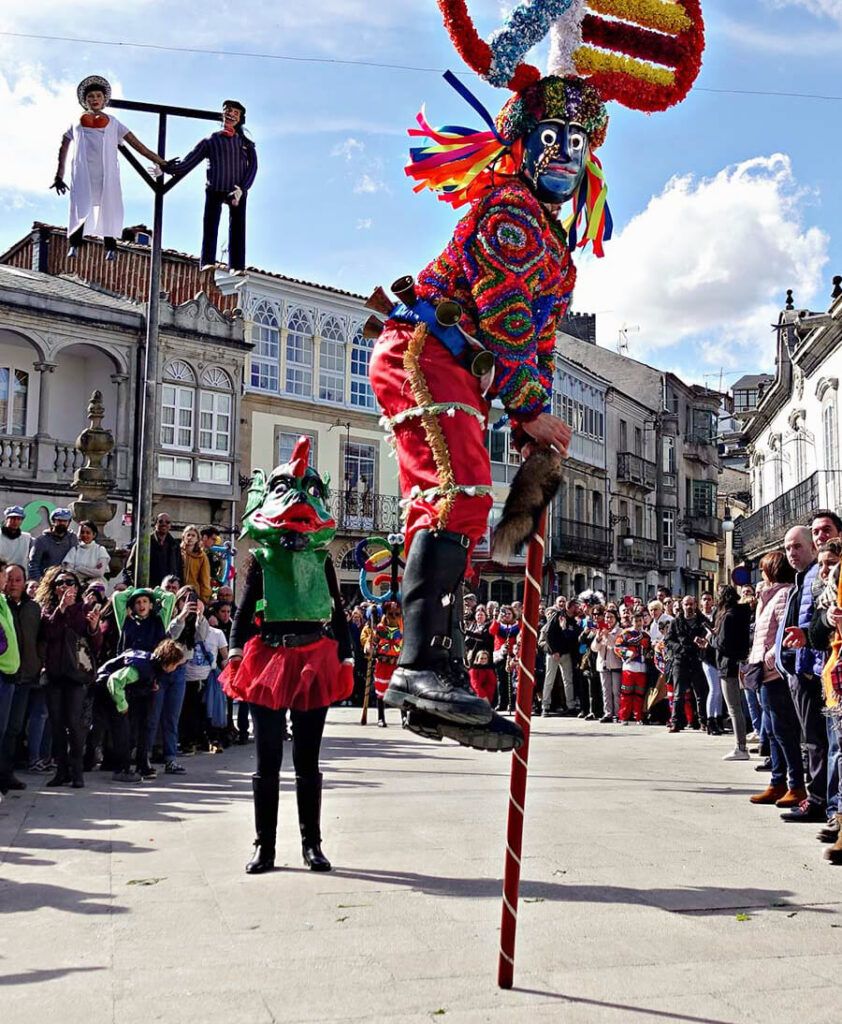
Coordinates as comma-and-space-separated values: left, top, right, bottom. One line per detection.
406, 1, 705, 255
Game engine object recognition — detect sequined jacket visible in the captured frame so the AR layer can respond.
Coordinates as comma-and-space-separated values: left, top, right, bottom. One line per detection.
416, 179, 575, 429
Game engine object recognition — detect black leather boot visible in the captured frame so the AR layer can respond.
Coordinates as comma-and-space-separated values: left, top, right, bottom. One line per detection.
377, 698, 387, 727
296, 773, 331, 871
245, 774, 279, 874
384, 529, 492, 725
404, 707, 524, 752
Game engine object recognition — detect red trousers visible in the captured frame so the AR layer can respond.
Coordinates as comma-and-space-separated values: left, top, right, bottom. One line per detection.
373, 662, 395, 699
369, 322, 493, 557
618, 665, 647, 722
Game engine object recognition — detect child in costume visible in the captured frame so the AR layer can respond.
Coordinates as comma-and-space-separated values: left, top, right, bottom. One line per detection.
99, 639, 185, 783
363, 601, 403, 728
366, 0, 705, 752
110, 587, 177, 778
614, 612, 651, 724
51, 75, 167, 260
220, 437, 353, 875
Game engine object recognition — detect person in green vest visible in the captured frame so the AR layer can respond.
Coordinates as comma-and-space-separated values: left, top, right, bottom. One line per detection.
221, 437, 353, 876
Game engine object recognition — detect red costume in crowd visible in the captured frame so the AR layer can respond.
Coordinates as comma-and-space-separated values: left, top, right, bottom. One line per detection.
614, 627, 652, 724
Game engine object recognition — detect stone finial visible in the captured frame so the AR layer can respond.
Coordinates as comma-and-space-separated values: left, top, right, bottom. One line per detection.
785, 289, 795, 311
71, 390, 120, 574
832, 276, 842, 301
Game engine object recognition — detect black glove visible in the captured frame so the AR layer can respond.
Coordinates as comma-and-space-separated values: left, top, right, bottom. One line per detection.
162, 158, 181, 174
50, 175, 68, 195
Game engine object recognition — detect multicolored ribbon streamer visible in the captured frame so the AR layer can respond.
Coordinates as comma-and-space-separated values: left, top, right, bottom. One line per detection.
563, 152, 613, 256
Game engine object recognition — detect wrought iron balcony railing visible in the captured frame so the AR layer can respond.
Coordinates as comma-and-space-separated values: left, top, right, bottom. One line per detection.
616, 535, 659, 568
738, 472, 819, 557
328, 491, 403, 535
550, 517, 613, 565
616, 452, 657, 491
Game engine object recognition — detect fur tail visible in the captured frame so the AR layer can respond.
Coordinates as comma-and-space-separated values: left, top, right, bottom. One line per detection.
491, 448, 562, 563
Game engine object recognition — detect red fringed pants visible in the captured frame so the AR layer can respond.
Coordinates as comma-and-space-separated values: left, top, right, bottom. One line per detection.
369, 321, 493, 558
618, 664, 647, 722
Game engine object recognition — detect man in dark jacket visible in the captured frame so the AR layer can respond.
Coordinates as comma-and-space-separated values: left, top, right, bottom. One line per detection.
0, 564, 42, 793
164, 100, 257, 272
545, 598, 581, 714
27, 508, 77, 581
124, 513, 183, 588
664, 595, 709, 732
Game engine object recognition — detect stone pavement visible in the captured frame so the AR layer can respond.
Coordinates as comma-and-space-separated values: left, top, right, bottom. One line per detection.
1, 709, 841, 1024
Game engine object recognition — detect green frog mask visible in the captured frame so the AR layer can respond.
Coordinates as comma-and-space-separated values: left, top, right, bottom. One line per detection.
242, 436, 335, 552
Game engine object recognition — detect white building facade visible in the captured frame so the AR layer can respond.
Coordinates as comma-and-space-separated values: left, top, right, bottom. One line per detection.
739, 285, 842, 561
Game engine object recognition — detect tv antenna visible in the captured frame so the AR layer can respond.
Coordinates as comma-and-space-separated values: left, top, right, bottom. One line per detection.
618, 324, 639, 355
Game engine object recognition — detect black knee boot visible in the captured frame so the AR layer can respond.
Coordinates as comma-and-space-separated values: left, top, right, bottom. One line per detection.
296, 773, 331, 872
377, 698, 387, 727
245, 774, 279, 874
385, 529, 492, 725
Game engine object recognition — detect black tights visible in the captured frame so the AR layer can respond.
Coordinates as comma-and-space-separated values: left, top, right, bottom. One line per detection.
250, 703, 327, 779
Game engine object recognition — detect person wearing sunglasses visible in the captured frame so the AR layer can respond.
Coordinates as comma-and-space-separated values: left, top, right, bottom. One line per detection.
35, 568, 102, 788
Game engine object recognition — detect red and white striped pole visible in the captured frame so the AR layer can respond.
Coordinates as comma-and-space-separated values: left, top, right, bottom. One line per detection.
497, 509, 547, 989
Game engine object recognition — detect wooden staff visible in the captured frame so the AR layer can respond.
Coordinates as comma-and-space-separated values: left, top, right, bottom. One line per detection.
360, 643, 375, 725
497, 509, 546, 990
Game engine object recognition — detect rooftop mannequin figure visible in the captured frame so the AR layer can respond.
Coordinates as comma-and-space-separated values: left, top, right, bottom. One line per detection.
50, 75, 168, 261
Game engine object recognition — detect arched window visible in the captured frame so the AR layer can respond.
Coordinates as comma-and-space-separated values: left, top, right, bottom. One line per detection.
340, 548, 359, 571
319, 314, 346, 403
161, 361, 197, 449
251, 301, 280, 392
286, 307, 314, 396
199, 366, 233, 454
350, 325, 376, 409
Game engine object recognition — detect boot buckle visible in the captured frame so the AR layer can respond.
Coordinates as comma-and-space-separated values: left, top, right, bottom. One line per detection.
430, 636, 453, 650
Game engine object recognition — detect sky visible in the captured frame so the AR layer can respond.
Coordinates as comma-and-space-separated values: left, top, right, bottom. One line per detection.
1, 0, 841, 389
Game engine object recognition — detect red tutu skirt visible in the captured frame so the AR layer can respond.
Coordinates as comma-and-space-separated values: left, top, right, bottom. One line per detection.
220, 635, 353, 712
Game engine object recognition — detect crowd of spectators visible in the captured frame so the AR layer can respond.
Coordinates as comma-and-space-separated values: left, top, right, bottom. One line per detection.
0, 506, 240, 799
4, 502, 842, 867
438, 509, 840, 867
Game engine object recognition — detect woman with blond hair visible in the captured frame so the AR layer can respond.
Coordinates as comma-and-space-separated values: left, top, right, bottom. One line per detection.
180, 525, 212, 605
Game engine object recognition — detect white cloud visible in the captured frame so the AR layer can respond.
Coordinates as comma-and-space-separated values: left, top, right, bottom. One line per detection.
574, 154, 829, 370
356, 218, 373, 230
718, 15, 842, 54
353, 173, 386, 195
765, 0, 842, 21
0, 66, 87, 193
331, 138, 365, 161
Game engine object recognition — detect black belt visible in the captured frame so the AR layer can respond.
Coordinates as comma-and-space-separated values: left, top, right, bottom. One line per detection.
263, 631, 323, 649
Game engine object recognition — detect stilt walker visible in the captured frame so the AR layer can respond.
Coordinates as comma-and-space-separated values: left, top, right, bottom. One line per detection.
220, 438, 354, 874
366, 0, 704, 759
363, 0, 704, 985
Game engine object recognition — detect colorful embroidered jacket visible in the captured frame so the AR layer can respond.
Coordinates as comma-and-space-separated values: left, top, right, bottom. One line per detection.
614, 627, 651, 666
416, 180, 575, 428
372, 618, 403, 665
